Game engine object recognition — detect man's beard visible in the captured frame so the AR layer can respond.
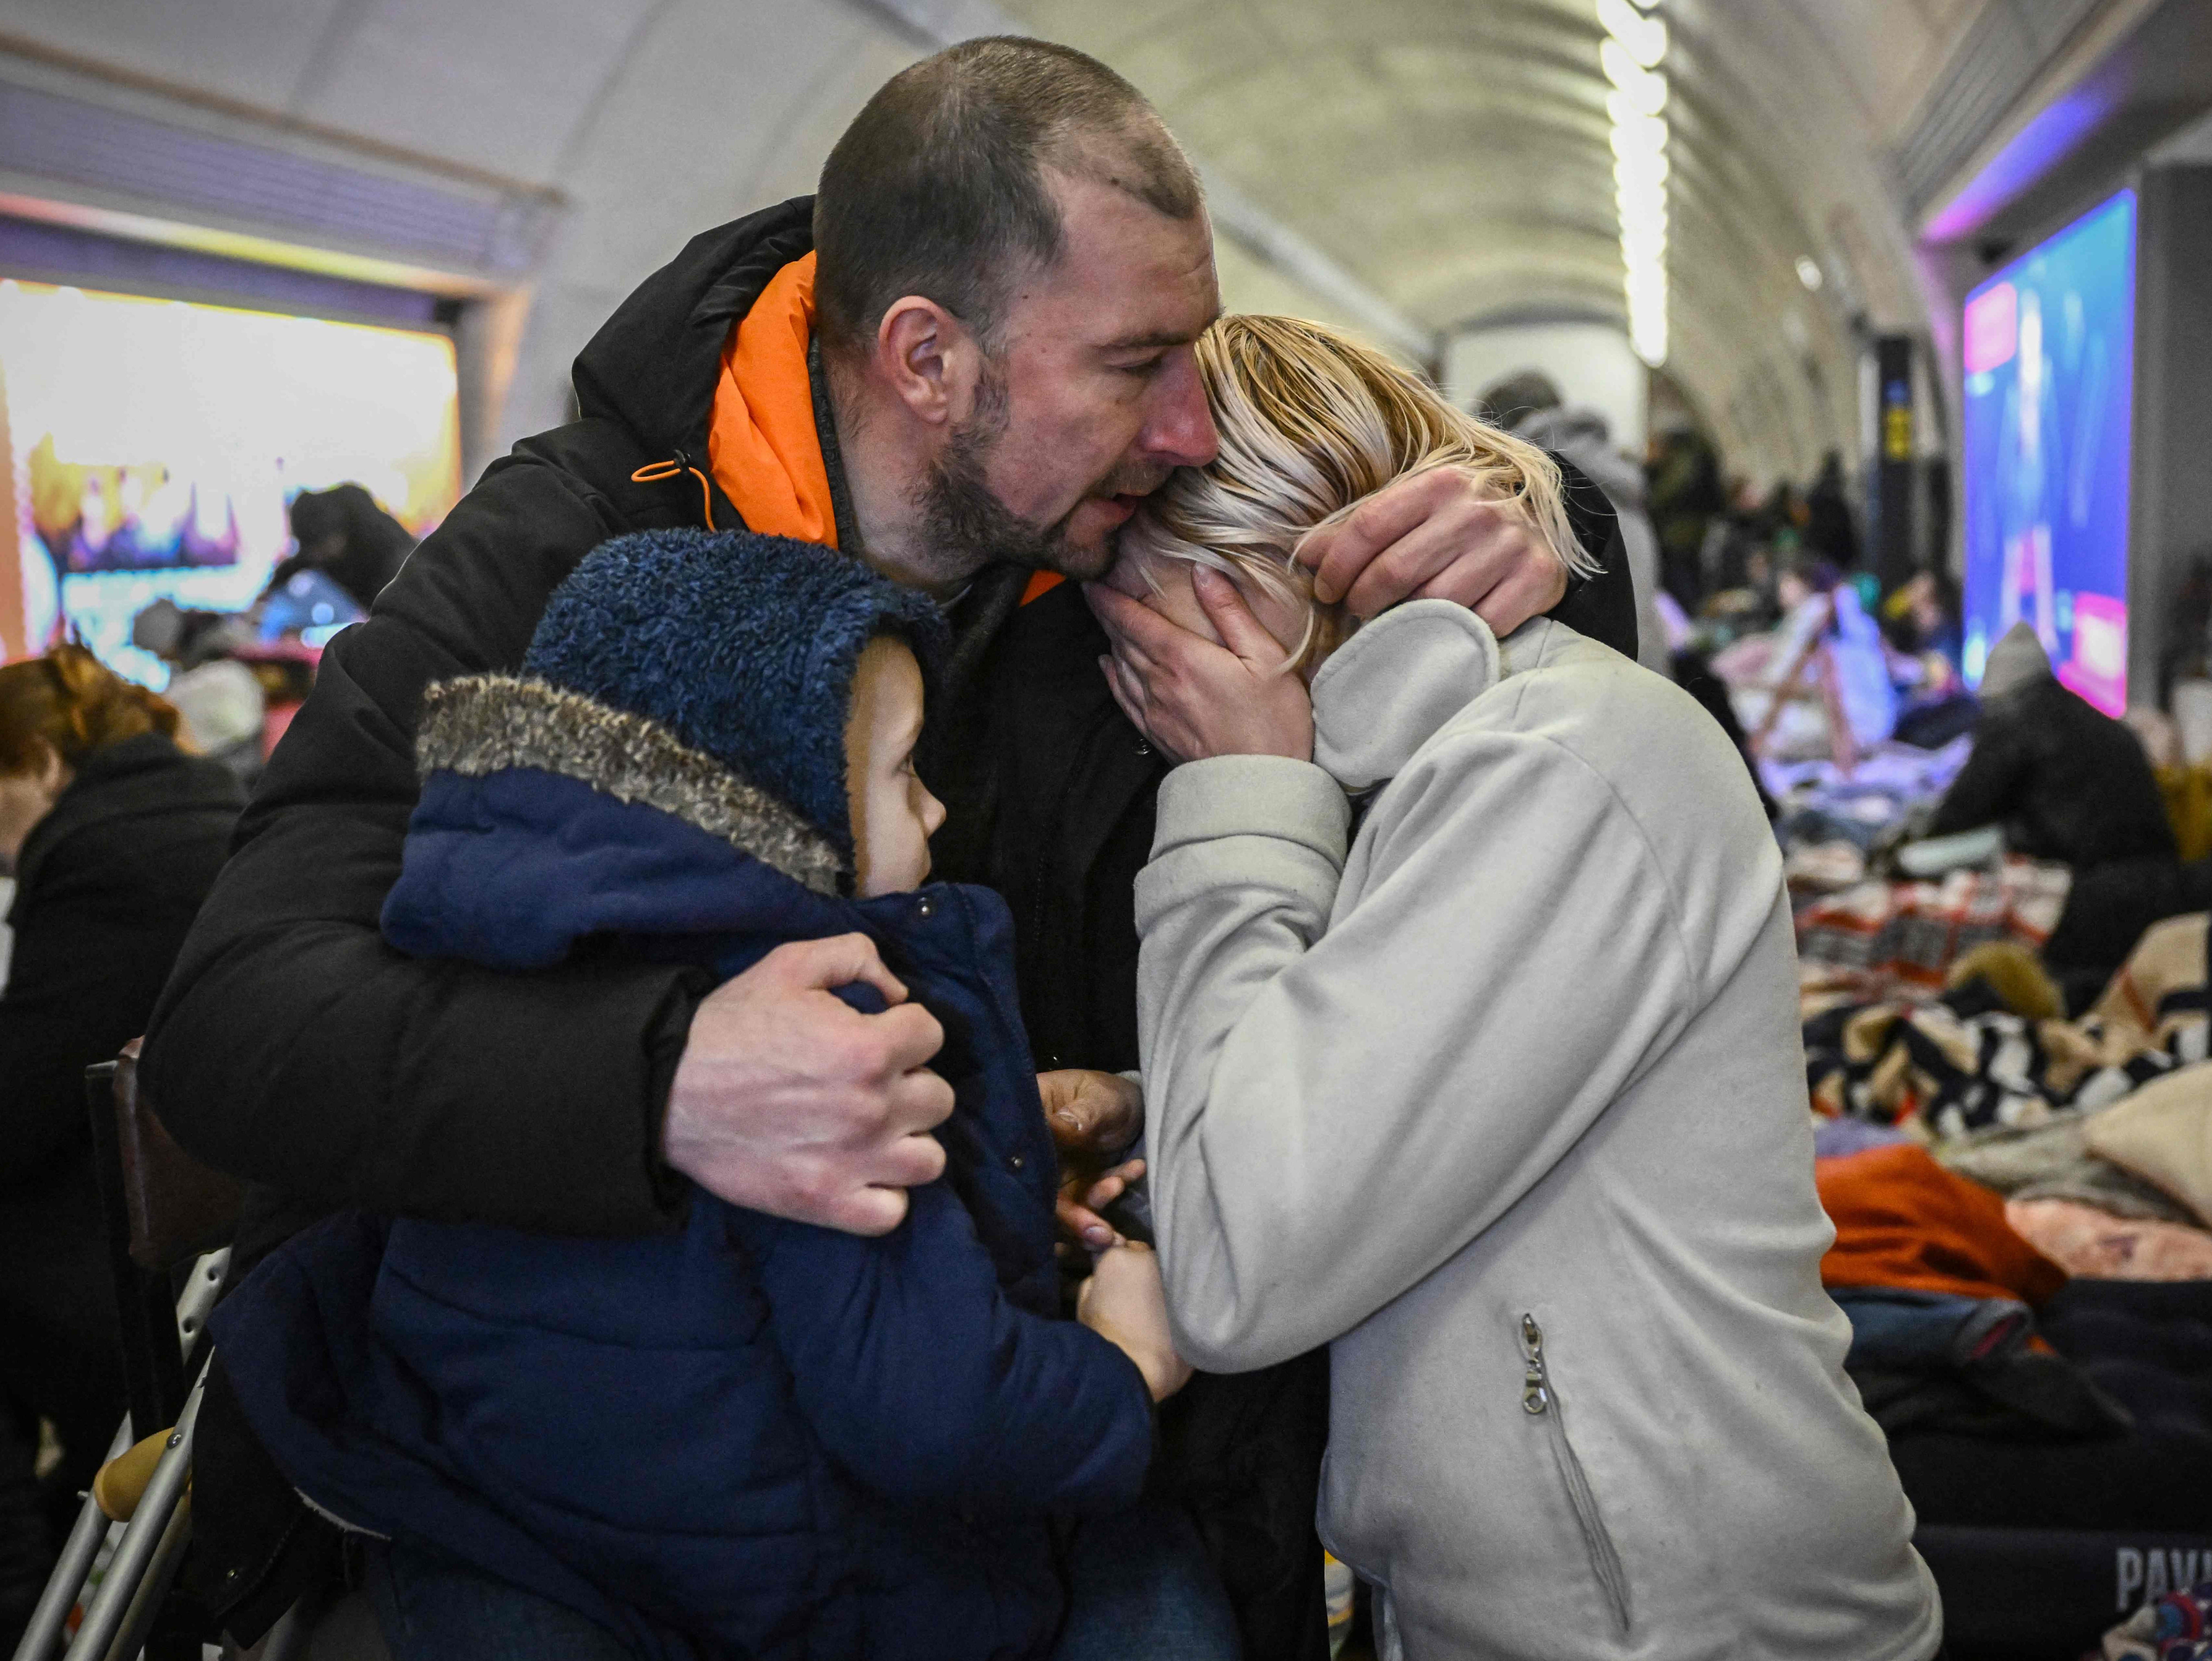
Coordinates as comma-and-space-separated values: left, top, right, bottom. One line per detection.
914, 363, 1158, 584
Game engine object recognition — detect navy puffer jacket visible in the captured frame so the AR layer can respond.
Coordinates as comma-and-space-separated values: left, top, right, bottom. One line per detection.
211, 536, 1155, 1661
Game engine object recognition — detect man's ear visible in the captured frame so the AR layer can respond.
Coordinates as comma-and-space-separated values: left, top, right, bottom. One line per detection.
874, 295, 985, 429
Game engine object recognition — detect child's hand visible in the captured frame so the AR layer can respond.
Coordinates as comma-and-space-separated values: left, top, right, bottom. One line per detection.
1077, 1242, 1192, 1402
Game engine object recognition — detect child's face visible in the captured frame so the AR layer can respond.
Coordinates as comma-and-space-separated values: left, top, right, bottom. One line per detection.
845, 637, 946, 898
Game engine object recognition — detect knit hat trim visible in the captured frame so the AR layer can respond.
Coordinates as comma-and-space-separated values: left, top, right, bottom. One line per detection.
415, 675, 844, 896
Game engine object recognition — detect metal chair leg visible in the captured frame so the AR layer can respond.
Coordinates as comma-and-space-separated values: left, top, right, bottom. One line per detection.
61, 1375, 204, 1661
12, 1249, 231, 1661
8, 1419, 131, 1661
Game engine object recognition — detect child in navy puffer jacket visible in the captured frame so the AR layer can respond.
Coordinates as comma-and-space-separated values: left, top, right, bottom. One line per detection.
210, 530, 1185, 1661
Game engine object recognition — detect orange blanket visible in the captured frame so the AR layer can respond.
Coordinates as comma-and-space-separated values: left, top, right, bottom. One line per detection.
1816, 1143, 2066, 1305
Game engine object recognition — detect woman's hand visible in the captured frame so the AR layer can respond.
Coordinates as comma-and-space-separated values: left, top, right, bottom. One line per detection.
1077, 1241, 1193, 1401
1086, 568, 1313, 763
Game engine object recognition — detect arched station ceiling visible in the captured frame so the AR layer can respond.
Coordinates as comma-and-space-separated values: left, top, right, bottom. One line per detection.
0, 0, 2038, 484
991, 0, 1977, 479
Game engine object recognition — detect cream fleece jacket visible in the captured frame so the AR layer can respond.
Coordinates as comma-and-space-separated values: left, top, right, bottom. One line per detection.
1134, 602, 1939, 1661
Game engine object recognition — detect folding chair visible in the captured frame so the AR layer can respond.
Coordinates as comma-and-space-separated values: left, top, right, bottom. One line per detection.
11, 1042, 241, 1661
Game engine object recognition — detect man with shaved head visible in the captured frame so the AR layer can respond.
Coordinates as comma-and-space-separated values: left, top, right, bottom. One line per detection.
147, 36, 1633, 1659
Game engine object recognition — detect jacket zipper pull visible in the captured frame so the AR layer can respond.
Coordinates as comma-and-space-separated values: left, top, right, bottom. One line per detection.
1520, 1312, 1551, 1415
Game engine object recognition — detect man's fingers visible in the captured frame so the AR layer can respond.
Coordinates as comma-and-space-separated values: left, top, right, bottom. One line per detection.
863, 1001, 947, 1084
829, 1184, 911, 1237
773, 931, 908, 1006
882, 1055, 955, 1134
1297, 469, 1453, 603
1421, 545, 1566, 636
1337, 510, 1484, 618
1191, 568, 1287, 666
873, 1129, 947, 1189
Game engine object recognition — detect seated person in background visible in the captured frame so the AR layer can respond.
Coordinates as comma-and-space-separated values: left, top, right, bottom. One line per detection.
1730, 556, 1898, 763
1929, 620, 2175, 870
212, 530, 1208, 1661
1088, 316, 1941, 1661
0, 646, 243, 1645
262, 483, 417, 615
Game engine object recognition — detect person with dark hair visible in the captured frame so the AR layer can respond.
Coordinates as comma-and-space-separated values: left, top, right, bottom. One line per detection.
1804, 450, 1862, 570
143, 36, 1637, 1655
0, 646, 242, 1650
1480, 369, 1671, 674
264, 483, 417, 613
1644, 424, 1724, 608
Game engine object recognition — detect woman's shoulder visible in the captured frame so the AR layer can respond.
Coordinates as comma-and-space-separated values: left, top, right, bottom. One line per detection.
1469, 621, 1721, 746
1438, 621, 1774, 839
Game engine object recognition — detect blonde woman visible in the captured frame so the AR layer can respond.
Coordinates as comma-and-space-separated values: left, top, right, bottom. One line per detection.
1086, 316, 1940, 1661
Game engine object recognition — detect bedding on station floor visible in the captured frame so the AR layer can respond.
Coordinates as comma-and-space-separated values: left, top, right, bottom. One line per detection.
1783, 764, 2212, 1661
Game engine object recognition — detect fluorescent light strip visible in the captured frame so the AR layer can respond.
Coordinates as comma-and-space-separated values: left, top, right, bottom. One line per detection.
1604, 0, 1669, 366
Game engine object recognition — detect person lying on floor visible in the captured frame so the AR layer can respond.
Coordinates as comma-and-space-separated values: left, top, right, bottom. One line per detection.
1086, 315, 1945, 1661
211, 529, 1220, 1661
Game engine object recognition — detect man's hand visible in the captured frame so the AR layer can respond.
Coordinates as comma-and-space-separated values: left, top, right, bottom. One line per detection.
1087, 568, 1312, 763
1297, 464, 1568, 630
663, 933, 953, 1235
1041, 1069, 1145, 1249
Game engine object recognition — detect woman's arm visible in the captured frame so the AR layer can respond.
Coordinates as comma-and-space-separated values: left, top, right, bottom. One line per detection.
1135, 730, 1695, 1372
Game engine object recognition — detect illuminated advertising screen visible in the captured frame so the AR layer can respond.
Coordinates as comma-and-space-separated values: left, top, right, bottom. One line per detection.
0, 279, 460, 684
1959, 189, 2135, 716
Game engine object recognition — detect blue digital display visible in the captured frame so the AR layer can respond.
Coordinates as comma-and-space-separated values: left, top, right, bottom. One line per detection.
1960, 190, 2135, 716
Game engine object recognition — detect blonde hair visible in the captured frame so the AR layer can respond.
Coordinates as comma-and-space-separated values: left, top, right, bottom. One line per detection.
0, 643, 179, 774
1122, 314, 1589, 669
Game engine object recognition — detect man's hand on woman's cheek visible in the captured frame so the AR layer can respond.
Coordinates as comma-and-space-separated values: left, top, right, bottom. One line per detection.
662, 932, 954, 1236
1297, 463, 1568, 631
1085, 571, 1313, 763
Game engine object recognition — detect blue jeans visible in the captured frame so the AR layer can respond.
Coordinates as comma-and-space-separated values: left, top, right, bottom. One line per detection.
1052, 1497, 1242, 1660
366, 1540, 631, 1661
366, 1498, 1241, 1661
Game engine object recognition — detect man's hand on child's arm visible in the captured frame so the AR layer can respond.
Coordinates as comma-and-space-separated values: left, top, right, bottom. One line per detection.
1078, 1241, 1193, 1402
664, 933, 953, 1237
1040, 1069, 1145, 1250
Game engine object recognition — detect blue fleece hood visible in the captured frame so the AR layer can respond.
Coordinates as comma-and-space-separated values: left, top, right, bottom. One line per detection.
521, 528, 947, 861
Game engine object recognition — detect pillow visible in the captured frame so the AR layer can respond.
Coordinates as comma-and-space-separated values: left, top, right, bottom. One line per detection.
2083, 1060, 2212, 1226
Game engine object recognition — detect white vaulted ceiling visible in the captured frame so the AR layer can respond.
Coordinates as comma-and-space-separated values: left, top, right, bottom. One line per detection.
0, 0, 2078, 483
989, 0, 1990, 479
